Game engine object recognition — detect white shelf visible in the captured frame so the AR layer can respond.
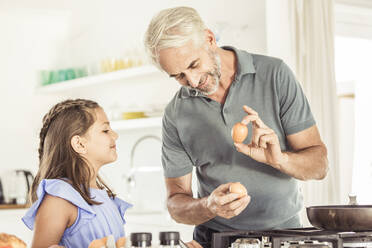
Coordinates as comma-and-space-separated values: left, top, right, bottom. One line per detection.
110, 117, 162, 131
35, 65, 159, 94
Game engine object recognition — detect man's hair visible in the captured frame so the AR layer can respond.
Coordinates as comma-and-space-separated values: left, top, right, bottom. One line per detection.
144, 6, 207, 68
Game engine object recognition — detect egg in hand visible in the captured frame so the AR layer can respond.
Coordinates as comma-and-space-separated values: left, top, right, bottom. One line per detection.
229, 182, 248, 198
116, 237, 126, 248
88, 236, 126, 248
231, 122, 248, 143
88, 237, 107, 248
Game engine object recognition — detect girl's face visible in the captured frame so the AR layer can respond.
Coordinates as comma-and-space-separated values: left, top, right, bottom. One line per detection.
82, 108, 118, 167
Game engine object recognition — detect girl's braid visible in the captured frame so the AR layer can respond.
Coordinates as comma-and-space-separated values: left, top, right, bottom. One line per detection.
38, 99, 98, 162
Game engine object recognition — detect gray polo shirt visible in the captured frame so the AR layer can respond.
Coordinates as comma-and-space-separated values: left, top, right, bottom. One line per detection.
161, 46, 315, 231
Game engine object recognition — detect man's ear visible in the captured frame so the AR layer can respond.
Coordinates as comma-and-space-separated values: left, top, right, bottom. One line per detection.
71, 135, 87, 154
204, 29, 217, 48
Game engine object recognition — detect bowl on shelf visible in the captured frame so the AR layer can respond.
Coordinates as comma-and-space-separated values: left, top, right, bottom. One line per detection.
122, 112, 147, 120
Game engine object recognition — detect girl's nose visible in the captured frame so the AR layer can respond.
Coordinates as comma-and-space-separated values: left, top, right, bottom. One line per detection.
113, 130, 119, 140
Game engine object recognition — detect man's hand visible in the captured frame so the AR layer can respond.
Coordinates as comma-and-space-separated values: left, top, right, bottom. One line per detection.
234, 105, 288, 169
206, 183, 250, 219
185, 240, 203, 248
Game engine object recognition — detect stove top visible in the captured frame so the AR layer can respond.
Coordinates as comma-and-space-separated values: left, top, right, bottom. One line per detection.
212, 227, 372, 248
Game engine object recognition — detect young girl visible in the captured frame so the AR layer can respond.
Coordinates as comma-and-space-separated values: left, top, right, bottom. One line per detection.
22, 99, 132, 248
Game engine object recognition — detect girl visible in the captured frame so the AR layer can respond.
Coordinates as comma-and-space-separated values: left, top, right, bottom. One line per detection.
22, 99, 132, 248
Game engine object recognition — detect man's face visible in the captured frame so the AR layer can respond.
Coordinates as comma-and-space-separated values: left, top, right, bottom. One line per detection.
158, 39, 221, 96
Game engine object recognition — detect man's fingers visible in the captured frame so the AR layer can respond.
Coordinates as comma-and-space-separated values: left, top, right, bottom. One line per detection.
241, 115, 259, 125
224, 195, 250, 211
259, 133, 279, 149
242, 115, 266, 128
222, 195, 251, 218
259, 136, 268, 149
252, 128, 273, 147
234, 143, 253, 157
186, 240, 203, 248
232, 195, 251, 214
217, 192, 240, 205
243, 105, 258, 116
241, 108, 266, 128
215, 182, 233, 193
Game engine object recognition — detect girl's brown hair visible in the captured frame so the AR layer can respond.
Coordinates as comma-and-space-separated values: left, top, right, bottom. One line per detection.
30, 99, 115, 205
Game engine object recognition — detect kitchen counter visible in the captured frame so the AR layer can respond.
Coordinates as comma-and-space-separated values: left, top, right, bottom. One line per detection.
0, 209, 195, 246
0, 208, 30, 244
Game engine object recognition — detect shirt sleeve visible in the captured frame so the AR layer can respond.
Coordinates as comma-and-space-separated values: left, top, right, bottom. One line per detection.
112, 197, 133, 225
277, 61, 316, 135
161, 104, 194, 178
21, 179, 96, 234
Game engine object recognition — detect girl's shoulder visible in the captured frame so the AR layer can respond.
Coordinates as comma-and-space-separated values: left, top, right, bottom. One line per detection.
31, 193, 78, 239
22, 179, 96, 230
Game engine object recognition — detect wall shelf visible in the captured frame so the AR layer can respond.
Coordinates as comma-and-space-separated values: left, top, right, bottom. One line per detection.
111, 117, 162, 131
0, 204, 28, 210
35, 65, 160, 94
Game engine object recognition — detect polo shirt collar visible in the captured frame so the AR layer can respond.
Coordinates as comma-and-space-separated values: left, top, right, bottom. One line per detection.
180, 87, 200, 98
223, 46, 256, 79
180, 46, 256, 99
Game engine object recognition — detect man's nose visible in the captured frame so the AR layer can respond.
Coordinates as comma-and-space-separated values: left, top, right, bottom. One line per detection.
185, 72, 200, 88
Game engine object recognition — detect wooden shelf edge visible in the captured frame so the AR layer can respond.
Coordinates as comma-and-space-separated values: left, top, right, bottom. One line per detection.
338, 93, 355, 98
0, 204, 29, 209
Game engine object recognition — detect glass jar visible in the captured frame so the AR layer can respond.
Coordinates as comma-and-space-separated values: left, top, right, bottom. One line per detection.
130, 232, 152, 248
159, 232, 181, 248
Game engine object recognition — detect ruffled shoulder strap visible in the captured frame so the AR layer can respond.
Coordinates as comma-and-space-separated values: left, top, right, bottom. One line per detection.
22, 179, 96, 230
112, 197, 133, 224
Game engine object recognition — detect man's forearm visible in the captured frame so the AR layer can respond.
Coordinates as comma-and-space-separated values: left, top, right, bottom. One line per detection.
167, 193, 216, 225
278, 144, 328, 181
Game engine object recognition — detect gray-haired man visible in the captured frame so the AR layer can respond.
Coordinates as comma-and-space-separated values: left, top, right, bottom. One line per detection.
144, 6, 328, 248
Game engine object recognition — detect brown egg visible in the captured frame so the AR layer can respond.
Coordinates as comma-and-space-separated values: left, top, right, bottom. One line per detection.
229, 182, 247, 198
231, 122, 248, 143
88, 237, 107, 248
102, 237, 108, 245
116, 237, 126, 248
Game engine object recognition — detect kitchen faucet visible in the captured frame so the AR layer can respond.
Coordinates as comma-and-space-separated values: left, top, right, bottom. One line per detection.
123, 135, 162, 198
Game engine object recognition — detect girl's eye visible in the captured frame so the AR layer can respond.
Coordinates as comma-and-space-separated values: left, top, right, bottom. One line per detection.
103, 130, 109, 133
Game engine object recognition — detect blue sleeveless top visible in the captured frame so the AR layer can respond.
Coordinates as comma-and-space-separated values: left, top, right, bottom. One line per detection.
22, 179, 132, 248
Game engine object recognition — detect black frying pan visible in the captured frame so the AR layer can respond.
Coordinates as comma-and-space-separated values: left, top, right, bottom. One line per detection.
307, 196, 372, 231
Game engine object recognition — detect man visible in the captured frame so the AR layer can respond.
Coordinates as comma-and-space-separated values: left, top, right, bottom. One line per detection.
144, 6, 328, 248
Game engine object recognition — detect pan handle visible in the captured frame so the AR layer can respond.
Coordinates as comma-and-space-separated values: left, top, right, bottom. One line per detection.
348, 194, 358, 205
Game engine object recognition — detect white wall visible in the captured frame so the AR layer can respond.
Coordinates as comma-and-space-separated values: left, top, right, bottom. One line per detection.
334, 4, 372, 203
0, 8, 73, 174
337, 96, 354, 204
0, 0, 267, 244
0, 0, 266, 175
265, 0, 295, 69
